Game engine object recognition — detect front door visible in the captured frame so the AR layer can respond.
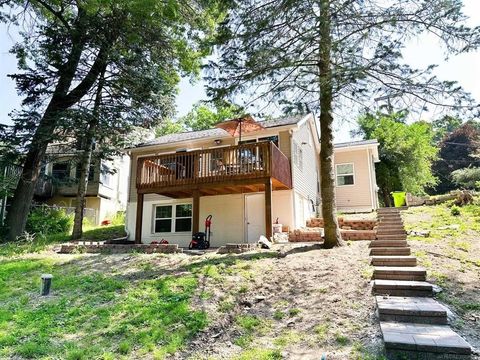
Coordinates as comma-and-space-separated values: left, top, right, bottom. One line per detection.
245, 193, 265, 243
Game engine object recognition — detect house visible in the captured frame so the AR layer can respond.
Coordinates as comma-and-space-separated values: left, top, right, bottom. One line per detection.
334, 140, 380, 212
41, 153, 129, 225
125, 114, 380, 247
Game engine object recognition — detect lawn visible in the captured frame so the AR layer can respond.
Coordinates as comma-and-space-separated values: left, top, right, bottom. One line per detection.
0, 225, 126, 257
402, 202, 480, 349
0, 240, 384, 359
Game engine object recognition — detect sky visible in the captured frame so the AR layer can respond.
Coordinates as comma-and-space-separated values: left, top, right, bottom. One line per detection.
1, 0, 480, 142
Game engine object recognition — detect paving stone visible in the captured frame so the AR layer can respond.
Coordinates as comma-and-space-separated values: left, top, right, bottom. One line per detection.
369, 247, 411, 256
371, 256, 417, 267
380, 322, 471, 355
376, 296, 447, 324
373, 266, 426, 281
372, 279, 433, 297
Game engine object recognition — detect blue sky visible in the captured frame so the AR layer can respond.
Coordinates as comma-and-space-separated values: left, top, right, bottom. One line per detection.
1, 0, 479, 142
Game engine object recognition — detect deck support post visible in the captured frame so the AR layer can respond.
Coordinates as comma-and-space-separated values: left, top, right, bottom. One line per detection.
135, 193, 144, 244
265, 178, 273, 240
192, 190, 200, 234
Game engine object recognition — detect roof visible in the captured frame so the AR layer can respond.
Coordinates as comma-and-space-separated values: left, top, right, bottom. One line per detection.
334, 139, 379, 149
133, 114, 307, 149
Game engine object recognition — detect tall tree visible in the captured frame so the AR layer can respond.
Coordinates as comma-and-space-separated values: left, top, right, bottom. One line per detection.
356, 112, 438, 205
431, 122, 480, 194
432, 115, 463, 143
1, 0, 228, 241
207, 0, 479, 248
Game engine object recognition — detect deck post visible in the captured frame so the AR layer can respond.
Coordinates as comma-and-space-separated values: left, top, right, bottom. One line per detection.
192, 190, 200, 234
265, 178, 273, 240
135, 192, 144, 244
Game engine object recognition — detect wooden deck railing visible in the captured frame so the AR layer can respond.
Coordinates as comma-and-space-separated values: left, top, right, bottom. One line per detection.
136, 141, 291, 190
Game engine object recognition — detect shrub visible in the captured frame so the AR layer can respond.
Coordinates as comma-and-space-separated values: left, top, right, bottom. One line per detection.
26, 206, 73, 236
450, 205, 461, 216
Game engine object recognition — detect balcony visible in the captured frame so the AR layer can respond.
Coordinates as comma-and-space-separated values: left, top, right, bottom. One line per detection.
136, 141, 292, 197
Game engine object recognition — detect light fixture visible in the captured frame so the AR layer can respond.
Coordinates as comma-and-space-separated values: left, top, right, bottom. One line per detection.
214, 139, 222, 145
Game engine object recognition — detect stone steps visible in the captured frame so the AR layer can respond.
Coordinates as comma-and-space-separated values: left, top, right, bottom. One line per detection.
370, 247, 411, 256
381, 322, 472, 358
373, 266, 426, 281
370, 240, 409, 248
376, 296, 448, 325
371, 256, 417, 267
372, 279, 433, 297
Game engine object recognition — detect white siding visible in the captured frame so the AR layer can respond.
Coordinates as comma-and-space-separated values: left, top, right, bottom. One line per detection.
291, 121, 319, 226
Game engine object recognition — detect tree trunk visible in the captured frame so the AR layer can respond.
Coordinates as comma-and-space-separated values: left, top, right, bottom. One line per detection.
319, 0, 342, 248
71, 66, 106, 240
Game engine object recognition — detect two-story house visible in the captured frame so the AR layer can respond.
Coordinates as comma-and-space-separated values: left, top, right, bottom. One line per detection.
125, 114, 380, 247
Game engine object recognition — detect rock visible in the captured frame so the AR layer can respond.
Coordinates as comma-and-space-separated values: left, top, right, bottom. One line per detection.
254, 295, 266, 302
287, 320, 295, 327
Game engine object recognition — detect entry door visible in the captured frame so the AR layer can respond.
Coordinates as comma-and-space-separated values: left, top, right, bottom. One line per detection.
245, 193, 265, 243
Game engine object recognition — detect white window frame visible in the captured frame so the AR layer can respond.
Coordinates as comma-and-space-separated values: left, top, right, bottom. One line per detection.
153, 203, 192, 233
336, 163, 355, 186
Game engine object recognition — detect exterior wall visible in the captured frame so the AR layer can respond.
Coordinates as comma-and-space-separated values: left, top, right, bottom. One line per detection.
125, 190, 294, 246
291, 121, 319, 226
46, 196, 100, 224
334, 148, 377, 211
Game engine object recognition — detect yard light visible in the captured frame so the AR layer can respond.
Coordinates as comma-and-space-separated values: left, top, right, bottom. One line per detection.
41, 274, 53, 296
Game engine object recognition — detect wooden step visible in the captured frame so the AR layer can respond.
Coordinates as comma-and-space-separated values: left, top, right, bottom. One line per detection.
376, 296, 447, 324
381, 322, 471, 357
370, 247, 411, 256
376, 228, 406, 235
371, 256, 417, 267
372, 280, 433, 297
377, 221, 404, 226
373, 266, 426, 281
377, 234, 407, 241
370, 240, 409, 248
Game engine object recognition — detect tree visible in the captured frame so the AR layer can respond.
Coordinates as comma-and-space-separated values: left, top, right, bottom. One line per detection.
1, 0, 228, 241
452, 167, 480, 189
207, 0, 479, 248
432, 115, 463, 143
155, 101, 242, 136
356, 112, 438, 206
431, 122, 480, 194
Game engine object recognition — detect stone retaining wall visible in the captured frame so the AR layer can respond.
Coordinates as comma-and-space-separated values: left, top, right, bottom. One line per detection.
289, 228, 376, 242
306, 218, 377, 230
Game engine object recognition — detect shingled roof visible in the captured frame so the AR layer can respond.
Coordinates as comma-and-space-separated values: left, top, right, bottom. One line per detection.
134, 114, 307, 148
334, 139, 379, 148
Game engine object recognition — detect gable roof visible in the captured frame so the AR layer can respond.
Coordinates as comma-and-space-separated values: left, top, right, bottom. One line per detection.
132, 114, 307, 149
334, 139, 379, 149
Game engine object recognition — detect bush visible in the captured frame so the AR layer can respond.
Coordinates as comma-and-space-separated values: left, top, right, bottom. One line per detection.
450, 205, 461, 216
26, 206, 73, 236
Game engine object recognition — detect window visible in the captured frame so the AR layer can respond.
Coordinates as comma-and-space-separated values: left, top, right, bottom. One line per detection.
52, 162, 70, 180
293, 142, 303, 171
154, 204, 192, 233
336, 163, 355, 186
100, 164, 111, 187
258, 135, 279, 147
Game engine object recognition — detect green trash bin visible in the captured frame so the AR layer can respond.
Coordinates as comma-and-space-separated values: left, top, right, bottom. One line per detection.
391, 191, 406, 207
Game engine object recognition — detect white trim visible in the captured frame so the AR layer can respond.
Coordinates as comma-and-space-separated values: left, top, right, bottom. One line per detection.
366, 149, 375, 210
336, 162, 355, 187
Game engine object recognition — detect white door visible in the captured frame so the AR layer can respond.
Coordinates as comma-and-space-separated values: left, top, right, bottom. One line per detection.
245, 193, 265, 243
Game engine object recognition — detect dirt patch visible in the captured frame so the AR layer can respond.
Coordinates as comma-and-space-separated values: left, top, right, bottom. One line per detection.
175, 242, 383, 359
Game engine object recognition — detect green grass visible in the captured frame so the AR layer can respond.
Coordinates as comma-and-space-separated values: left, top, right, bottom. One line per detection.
0, 257, 206, 359
0, 225, 126, 257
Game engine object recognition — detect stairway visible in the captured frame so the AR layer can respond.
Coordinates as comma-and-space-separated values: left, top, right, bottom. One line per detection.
370, 207, 472, 359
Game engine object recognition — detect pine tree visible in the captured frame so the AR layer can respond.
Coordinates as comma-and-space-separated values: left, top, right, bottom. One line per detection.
207, 0, 480, 248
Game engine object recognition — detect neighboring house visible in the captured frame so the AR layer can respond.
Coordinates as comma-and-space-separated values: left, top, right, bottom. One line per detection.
125, 114, 380, 247
42, 151, 129, 225
334, 140, 380, 212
